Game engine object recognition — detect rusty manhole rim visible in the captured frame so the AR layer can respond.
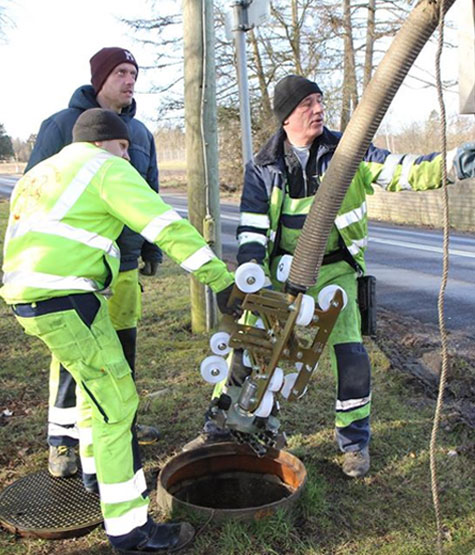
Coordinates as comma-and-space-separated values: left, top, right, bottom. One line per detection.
157, 442, 307, 520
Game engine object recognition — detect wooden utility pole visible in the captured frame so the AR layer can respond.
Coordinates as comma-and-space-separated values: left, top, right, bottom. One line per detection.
183, 0, 221, 332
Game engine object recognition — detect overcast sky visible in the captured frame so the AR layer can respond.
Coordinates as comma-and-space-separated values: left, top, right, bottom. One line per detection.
0, 0, 467, 142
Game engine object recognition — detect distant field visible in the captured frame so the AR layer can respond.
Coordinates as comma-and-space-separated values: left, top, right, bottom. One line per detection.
0, 162, 25, 174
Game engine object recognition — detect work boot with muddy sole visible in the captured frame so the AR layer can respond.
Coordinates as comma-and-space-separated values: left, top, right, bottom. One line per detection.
48, 445, 78, 478
342, 446, 370, 478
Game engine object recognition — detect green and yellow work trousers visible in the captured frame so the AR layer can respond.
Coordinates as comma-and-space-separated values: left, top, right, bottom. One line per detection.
14, 292, 148, 540
47, 269, 141, 457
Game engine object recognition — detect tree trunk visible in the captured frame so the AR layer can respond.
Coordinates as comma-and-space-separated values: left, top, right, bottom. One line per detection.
249, 29, 273, 122
340, 0, 358, 131
363, 0, 376, 90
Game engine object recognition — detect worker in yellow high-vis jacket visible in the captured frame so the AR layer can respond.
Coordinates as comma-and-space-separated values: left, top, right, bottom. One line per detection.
0, 108, 237, 553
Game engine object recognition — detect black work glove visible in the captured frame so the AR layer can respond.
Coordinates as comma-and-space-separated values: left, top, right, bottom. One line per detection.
454, 142, 475, 180
216, 283, 243, 318
139, 260, 160, 276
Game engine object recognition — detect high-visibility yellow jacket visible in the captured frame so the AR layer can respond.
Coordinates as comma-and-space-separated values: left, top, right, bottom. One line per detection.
1, 142, 233, 304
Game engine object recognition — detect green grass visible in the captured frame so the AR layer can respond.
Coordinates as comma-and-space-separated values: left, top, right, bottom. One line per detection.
0, 197, 474, 554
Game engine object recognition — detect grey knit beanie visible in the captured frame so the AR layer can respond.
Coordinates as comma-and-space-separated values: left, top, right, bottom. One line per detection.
273, 75, 323, 124
72, 108, 130, 143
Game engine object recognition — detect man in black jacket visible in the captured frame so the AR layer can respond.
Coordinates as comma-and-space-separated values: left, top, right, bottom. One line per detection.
26, 47, 162, 480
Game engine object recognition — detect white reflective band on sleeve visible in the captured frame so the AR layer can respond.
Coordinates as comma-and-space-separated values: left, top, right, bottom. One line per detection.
141, 210, 182, 242
399, 154, 419, 190
48, 423, 79, 440
79, 454, 96, 474
99, 469, 147, 504
28, 221, 120, 258
240, 212, 270, 228
180, 246, 215, 272
4, 270, 98, 291
375, 154, 404, 189
334, 202, 367, 229
269, 230, 276, 242
335, 395, 371, 411
104, 504, 149, 537
48, 405, 77, 426
238, 232, 268, 247
347, 237, 368, 255
78, 426, 93, 447
49, 151, 112, 221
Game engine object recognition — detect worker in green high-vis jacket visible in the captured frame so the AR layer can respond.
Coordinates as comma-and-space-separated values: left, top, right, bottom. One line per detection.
0, 108, 237, 554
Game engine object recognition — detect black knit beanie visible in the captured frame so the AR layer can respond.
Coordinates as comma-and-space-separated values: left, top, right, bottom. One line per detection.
273, 75, 323, 124
90, 47, 139, 94
72, 109, 131, 144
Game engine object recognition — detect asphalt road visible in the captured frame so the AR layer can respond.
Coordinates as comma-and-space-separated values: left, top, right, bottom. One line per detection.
1, 176, 473, 336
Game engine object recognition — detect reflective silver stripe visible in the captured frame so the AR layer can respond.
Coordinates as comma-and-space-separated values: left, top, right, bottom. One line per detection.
104, 504, 149, 537
80, 454, 96, 474
375, 154, 404, 189
3, 270, 98, 291
31, 221, 120, 258
269, 230, 276, 242
99, 469, 147, 504
47, 423, 79, 440
79, 426, 93, 447
141, 209, 182, 242
180, 246, 215, 272
48, 405, 77, 426
347, 237, 368, 255
335, 395, 371, 411
49, 151, 111, 221
335, 201, 367, 229
399, 154, 419, 190
240, 212, 270, 228
238, 231, 268, 247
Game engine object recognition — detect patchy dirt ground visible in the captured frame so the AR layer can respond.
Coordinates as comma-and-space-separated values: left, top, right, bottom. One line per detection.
375, 307, 475, 430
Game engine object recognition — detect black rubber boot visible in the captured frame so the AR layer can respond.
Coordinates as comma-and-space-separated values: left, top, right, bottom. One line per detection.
114, 521, 195, 553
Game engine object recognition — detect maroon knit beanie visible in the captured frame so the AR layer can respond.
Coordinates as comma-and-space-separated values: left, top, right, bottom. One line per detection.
90, 47, 139, 93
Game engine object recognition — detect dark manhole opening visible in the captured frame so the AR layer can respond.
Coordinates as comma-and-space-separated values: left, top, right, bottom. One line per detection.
171, 470, 292, 509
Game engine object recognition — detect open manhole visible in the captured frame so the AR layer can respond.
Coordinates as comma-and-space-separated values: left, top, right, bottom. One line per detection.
157, 442, 307, 521
0, 470, 102, 539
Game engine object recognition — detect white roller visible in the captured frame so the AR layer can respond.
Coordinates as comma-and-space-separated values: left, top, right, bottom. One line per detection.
318, 285, 348, 311
295, 294, 315, 326
280, 372, 298, 399
276, 254, 293, 283
200, 355, 228, 384
254, 391, 274, 418
235, 262, 266, 293
242, 349, 252, 367
255, 318, 265, 329
268, 367, 284, 392
209, 331, 231, 355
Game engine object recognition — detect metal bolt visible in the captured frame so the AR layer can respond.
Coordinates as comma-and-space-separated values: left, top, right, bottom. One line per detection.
246, 276, 256, 284
296, 351, 303, 360
211, 368, 220, 377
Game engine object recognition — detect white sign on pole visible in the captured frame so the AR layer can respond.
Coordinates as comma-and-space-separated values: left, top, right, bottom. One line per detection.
247, 0, 270, 28
224, 0, 270, 40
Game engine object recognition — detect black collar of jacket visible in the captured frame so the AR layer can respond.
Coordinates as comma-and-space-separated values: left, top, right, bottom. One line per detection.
254, 126, 341, 168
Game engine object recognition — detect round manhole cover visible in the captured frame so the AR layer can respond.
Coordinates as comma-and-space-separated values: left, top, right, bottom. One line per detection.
0, 470, 102, 539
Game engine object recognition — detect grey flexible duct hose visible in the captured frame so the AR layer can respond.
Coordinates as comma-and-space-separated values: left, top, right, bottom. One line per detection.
287, 0, 456, 294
